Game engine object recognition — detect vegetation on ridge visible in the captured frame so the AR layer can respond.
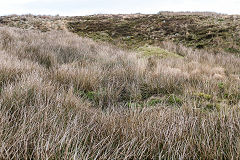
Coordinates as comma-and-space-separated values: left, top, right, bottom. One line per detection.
67, 14, 240, 54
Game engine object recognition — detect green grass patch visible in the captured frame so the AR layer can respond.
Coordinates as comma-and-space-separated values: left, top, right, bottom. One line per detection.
86, 32, 113, 42
127, 101, 143, 108
197, 92, 212, 101
147, 97, 162, 106
137, 45, 183, 58
224, 47, 240, 54
167, 94, 183, 105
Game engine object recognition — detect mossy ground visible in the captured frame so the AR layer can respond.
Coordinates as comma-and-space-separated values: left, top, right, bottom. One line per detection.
137, 45, 183, 58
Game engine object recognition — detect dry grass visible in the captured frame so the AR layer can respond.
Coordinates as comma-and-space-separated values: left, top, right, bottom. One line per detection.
0, 26, 240, 159
157, 11, 229, 17
0, 14, 67, 32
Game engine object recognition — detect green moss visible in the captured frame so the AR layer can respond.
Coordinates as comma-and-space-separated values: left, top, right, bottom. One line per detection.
223, 93, 229, 99
147, 98, 162, 106
197, 92, 212, 101
224, 47, 240, 54
86, 91, 97, 101
218, 82, 224, 90
218, 18, 224, 22
86, 32, 113, 42
137, 45, 183, 58
127, 102, 143, 108
167, 94, 182, 105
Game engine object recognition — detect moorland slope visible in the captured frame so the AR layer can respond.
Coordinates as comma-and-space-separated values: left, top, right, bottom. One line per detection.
0, 13, 240, 159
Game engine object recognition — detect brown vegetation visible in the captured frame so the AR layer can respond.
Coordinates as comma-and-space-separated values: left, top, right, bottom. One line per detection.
0, 25, 240, 159
67, 13, 240, 54
0, 14, 67, 32
1, 13, 240, 55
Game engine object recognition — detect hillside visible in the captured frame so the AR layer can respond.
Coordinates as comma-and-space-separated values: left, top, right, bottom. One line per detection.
0, 13, 240, 159
67, 13, 240, 54
1, 13, 240, 54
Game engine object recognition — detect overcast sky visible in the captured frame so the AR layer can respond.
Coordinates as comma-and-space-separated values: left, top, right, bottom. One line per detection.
1, 0, 240, 16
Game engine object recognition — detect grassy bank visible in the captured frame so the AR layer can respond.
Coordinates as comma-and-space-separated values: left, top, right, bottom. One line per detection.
0, 26, 240, 159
